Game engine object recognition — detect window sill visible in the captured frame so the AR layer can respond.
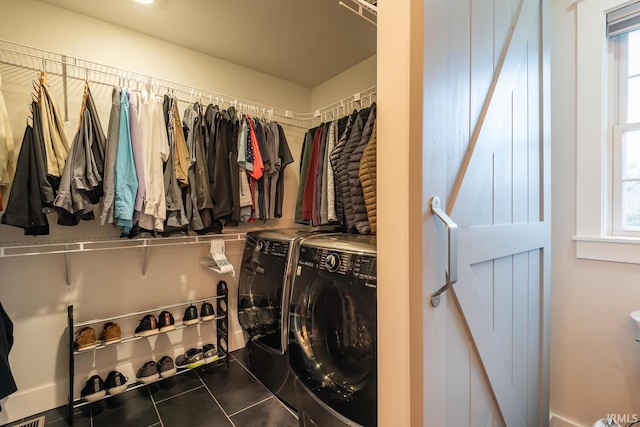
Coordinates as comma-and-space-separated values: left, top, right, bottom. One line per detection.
573, 235, 640, 264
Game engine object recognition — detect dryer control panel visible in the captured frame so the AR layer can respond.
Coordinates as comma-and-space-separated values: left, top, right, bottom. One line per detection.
298, 247, 377, 284
255, 239, 289, 258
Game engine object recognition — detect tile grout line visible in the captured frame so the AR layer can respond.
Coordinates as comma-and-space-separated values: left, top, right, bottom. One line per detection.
229, 352, 298, 419
146, 385, 166, 427
153, 384, 205, 404
226, 396, 273, 418
195, 368, 237, 427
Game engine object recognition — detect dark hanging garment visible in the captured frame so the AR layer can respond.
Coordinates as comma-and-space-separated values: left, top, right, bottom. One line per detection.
210, 111, 233, 220
0, 303, 16, 404
330, 113, 355, 228
31, 101, 55, 208
302, 126, 324, 222
253, 119, 268, 220
295, 128, 315, 224
274, 123, 293, 218
227, 107, 240, 224
336, 108, 369, 231
314, 122, 330, 226
1, 125, 49, 235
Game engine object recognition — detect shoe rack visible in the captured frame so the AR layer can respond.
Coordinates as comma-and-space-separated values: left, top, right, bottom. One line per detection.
65, 280, 229, 426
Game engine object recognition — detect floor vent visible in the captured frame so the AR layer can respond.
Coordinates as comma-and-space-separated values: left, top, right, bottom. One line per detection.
14, 416, 45, 427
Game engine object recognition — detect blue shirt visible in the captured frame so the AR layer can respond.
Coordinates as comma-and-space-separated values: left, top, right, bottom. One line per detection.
114, 89, 138, 233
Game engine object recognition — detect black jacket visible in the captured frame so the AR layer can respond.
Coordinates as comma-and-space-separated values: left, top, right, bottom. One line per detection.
0, 302, 16, 402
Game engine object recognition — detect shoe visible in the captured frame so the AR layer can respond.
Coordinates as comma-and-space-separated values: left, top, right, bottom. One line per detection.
202, 344, 219, 364
183, 305, 199, 326
74, 327, 97, 351
104, 371, 128, 395
98, 322, 121, 345
200, 302, 215, 321
81, 375, 106, 402
157, 356, 177, 378
134, 314, 159, 337
176, 348, 205, 369
175, 354, 189, 370
158, 311, 175, 332
136, 361, 159, 384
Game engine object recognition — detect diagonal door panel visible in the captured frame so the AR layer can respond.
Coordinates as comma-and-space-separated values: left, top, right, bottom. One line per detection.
449, 0, 540, 221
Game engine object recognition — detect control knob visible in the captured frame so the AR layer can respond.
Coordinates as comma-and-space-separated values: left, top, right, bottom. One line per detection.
325, 252, 341, 272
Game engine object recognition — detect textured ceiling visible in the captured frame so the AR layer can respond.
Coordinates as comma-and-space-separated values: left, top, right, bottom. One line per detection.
38, 0, 377, 88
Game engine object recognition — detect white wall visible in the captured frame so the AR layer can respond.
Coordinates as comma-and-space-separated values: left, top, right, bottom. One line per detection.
0, 0, 312, 423
550, 2, 640, 426
310, 55, 376, 111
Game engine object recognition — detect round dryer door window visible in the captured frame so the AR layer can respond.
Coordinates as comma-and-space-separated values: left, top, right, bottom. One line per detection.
290, 269, 377, 399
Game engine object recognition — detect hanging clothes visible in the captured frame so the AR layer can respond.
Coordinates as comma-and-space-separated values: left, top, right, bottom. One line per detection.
348, 103, 377, 234
54, 85, 106, 225
39, 80, 69, 192
359, 120, 377, 234
0, 75, 16, 194
325, 121, 338, 223
114, 89, 138, 233
0, 103, 50, 235
100, 87, 121, 225
0, 302, 16, 405
237, 116, 252, 223
329, 113, 355, 226
273, 123, 293, 218
138, 92, 169, 232
295, 128, 315, 224
163, 96, 188, 233
126, 89, 145, 224
182, 103, 205, 231
335, 107, 369, 231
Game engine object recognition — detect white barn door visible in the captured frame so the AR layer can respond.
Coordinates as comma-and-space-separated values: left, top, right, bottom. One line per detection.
422, 0, 551, 425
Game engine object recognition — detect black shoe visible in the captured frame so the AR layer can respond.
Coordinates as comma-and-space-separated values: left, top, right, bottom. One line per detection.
202, 343, 219, 364
136, 361, 159, 384
183, 304, 199, 326
104, 371, 128, 395
158, 355, 177, 378
81, 375, 106, 402
184, 348, 205, 368
200, 302, 215, 321
134, 314, 159, 337
158, 311, 175, 332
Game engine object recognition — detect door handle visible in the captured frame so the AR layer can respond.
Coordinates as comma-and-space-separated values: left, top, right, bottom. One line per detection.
430, 197, 458, 307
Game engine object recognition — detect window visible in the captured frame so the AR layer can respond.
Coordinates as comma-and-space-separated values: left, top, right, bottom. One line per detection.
574, 0, 640, 264
612, 29, 640, 235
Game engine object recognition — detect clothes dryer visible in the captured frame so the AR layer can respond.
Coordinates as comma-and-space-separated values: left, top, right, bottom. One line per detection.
289, 234, 377, 427
237, 229, 319, 410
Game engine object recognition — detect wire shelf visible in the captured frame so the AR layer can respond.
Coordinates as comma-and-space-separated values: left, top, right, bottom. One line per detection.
0, 39, 376, 128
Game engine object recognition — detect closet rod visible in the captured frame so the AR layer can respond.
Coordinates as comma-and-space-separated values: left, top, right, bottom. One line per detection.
0, 39, 376, 126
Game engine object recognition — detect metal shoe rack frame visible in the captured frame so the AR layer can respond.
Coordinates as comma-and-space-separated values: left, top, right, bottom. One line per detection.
65, 280, 229, 426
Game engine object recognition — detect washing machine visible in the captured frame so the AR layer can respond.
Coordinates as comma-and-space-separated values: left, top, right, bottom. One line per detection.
237, 229, 320, 410
289, 234, 377, 427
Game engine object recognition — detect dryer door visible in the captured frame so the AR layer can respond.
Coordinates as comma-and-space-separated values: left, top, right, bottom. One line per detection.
238, 235, 291, 354
289, 250, 377, 427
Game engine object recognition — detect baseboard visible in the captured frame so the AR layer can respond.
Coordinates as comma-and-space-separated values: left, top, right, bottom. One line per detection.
0, 382, 64, 425
550, 413, 584, 427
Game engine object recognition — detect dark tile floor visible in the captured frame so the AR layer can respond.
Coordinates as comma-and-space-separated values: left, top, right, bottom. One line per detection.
3, 349, 299, 427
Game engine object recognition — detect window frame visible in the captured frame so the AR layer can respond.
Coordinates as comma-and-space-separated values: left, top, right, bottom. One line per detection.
574, 0, 640, 264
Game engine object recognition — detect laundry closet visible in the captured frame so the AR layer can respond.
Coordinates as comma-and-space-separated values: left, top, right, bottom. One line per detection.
0, 0, 553, 426
0, 0, 378, 424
